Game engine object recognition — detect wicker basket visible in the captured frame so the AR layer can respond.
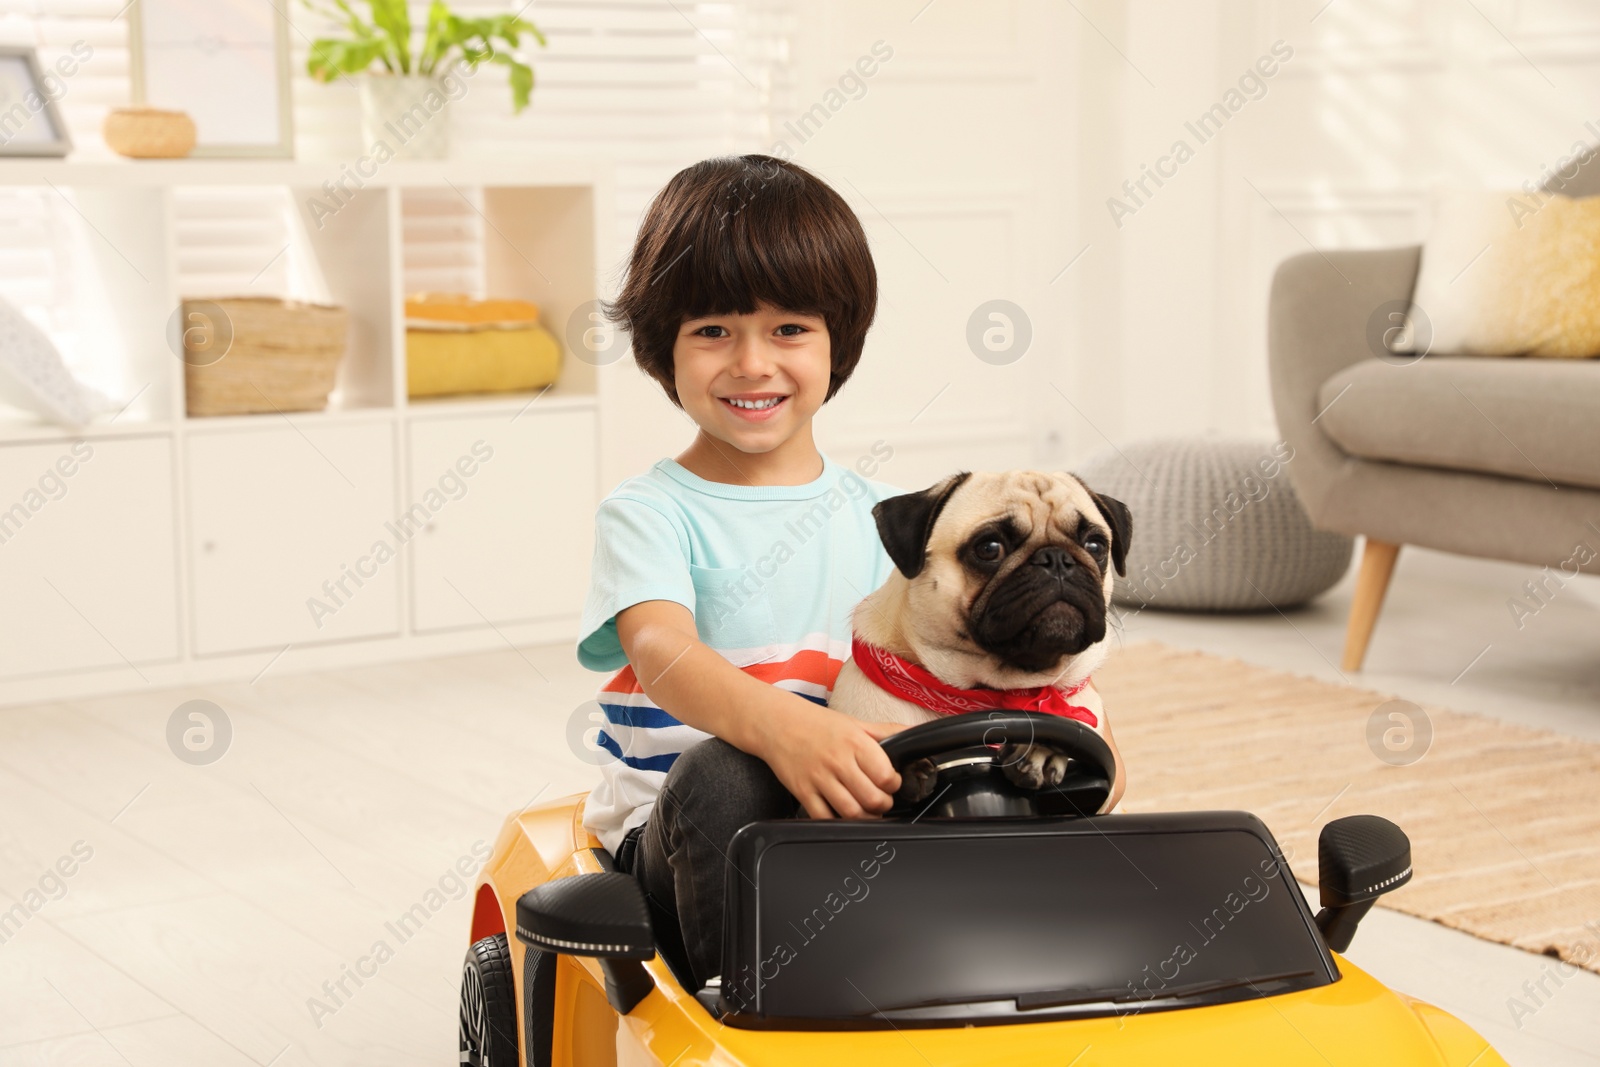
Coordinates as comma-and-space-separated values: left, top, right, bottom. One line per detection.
183, 297, 348, 417
103, 107, 196, 159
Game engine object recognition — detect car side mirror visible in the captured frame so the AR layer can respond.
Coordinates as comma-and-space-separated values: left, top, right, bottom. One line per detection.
516, 872, 656, 1014
1314, 814, 1413, 952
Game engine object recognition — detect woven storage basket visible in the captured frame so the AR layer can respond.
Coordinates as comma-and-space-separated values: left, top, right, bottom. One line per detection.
183, 297, 348, 417
103, 106, 196, 159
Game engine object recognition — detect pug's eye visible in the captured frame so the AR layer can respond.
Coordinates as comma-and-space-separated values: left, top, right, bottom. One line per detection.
973, 537, 1005, 562
1084, 534, 1109, 561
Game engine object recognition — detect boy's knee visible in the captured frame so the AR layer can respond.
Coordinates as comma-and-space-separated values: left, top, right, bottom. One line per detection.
670, 737, 759, 780
663, 738, 794, 818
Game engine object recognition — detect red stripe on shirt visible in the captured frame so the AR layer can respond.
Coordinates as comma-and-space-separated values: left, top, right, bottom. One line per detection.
599, 647, 842, 695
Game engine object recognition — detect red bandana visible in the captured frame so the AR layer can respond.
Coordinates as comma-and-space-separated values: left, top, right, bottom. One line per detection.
848, 636, 1098, 728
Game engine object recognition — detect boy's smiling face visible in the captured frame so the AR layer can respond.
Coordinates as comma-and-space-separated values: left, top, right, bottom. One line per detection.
673, 302, 832, 454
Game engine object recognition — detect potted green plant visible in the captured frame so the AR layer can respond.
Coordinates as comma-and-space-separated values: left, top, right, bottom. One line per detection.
302, 0, 546, 160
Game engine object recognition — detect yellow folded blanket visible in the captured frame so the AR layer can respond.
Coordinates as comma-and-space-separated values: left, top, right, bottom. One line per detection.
405, 293, 562, 397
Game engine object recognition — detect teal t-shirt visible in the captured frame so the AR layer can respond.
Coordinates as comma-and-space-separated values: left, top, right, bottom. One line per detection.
575, 448, 904, 852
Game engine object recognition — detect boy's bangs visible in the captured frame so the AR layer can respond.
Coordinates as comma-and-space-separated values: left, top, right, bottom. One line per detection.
666, 194, 843, 324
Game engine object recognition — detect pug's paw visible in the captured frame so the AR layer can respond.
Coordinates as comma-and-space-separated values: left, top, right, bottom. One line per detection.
895, 757, 939, 805
1000, 742, 1073, 790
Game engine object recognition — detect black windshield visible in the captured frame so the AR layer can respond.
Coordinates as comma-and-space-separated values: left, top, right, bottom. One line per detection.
721, 814, 1337, 1028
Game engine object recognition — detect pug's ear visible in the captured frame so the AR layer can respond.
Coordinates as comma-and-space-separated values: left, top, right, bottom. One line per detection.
1089, 490, 1133, 577
872, 471, 972, 579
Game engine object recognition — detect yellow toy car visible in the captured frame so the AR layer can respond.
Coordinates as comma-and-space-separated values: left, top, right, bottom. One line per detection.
461, 711, 1509, 1066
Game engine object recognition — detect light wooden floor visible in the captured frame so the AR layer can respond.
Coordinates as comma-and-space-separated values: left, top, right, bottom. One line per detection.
0, 647, 603, 1065
0, 544, 1595, 1065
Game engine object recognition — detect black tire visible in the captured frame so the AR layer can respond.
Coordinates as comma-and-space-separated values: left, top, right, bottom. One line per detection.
522, 942, 558, 1067
460, 934, 519, 1067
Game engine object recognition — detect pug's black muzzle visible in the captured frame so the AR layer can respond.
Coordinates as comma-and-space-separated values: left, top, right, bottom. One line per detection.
970, 544, 1107, 673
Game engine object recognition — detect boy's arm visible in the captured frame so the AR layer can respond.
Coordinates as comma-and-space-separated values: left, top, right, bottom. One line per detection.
615, 599, 903, 820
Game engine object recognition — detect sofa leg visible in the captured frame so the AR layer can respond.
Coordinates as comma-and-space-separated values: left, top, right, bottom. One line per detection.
1342, 539, 1401, 672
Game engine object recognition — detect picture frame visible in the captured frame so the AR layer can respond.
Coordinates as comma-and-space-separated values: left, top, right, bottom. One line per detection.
0, 45, 74, 158
129, 0, 295, 159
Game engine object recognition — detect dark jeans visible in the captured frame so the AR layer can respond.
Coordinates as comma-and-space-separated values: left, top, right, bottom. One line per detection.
615, 738, 798, 990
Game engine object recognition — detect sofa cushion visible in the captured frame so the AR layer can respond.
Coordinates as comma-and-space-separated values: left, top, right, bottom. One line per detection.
1397, 188, 1600, 358
1316, 356, 1600, 490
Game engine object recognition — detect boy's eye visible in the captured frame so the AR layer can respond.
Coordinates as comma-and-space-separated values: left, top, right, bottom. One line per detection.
694, 324, 729, 338
776, 323, 808, 337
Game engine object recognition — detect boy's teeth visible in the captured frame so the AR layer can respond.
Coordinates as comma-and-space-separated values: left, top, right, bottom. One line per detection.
728, 397, 782, 410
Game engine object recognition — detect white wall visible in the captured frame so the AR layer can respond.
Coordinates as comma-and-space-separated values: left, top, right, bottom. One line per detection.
1074, 0, 1600, 454
777, 0, 1084, 493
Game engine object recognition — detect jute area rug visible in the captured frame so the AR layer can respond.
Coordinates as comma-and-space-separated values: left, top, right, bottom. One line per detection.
1096, 642, 1600, 974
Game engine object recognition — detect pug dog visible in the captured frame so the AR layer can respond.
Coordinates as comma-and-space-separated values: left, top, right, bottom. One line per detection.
830, 470, 1131, 811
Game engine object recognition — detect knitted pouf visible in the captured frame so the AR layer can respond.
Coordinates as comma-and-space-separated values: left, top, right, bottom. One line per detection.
1074, 438, 1354, 611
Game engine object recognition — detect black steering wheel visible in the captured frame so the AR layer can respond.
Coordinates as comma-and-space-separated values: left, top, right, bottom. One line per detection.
878, 710, 1114, 820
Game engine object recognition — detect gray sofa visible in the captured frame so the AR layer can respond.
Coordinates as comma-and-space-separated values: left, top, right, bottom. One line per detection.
1268, 175, 1600, 671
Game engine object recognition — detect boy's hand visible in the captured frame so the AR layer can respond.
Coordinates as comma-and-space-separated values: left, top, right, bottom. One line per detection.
754, 693, 905, 820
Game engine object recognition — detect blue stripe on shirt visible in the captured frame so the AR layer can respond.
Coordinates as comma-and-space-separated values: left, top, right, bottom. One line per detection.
600, 702, 684, 730
595, 730, 680, 773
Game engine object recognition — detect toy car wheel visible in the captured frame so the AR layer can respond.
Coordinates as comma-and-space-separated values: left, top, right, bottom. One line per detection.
460, 933, 518, 1067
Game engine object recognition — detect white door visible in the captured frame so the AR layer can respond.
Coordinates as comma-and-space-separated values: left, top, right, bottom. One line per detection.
0, 436, 179, 680
186, 422, 400, 655
407, 408, 596, 632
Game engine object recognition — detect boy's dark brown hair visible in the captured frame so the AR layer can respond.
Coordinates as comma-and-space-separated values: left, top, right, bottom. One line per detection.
604, 154, 876, 407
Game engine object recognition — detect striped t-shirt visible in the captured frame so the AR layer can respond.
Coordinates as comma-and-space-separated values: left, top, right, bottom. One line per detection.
576, 449, 904, 855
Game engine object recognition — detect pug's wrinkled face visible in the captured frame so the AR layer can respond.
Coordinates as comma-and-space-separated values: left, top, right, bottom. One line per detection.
871, 471, 1132, 683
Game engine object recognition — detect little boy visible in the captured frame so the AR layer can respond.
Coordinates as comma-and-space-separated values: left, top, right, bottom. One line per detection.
575, 154, 907, 990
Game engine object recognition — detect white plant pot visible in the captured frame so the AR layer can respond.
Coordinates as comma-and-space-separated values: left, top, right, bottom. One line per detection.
359, 74, 451, 161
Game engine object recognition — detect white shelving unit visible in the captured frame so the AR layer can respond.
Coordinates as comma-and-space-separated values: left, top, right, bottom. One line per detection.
0, 158, 633, 706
